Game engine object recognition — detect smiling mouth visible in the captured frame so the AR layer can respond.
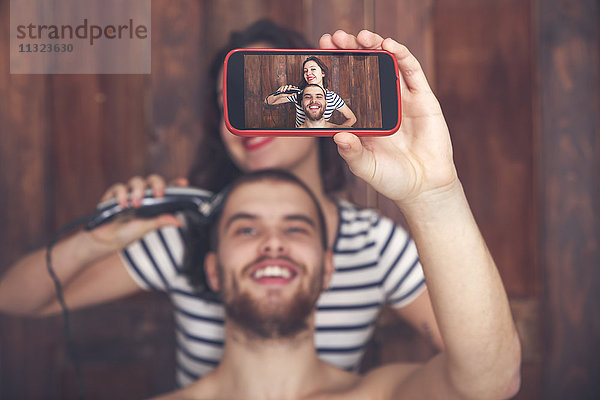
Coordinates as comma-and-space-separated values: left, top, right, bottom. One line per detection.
250, 261, 299, 285
308, 103, 322, 112
241, 137, 275, 151
253, 265, 294, 279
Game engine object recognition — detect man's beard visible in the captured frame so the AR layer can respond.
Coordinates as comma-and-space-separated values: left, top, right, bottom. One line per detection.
304, 102, 325, 121
219, 259, 324, 340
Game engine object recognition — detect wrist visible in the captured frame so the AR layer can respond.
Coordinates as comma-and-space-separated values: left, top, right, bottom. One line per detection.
75, 229, 123, 260
396, 179, 467, 224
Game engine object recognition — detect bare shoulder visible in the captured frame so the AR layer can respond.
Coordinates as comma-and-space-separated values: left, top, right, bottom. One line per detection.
306, 363, 361, 399
149, 386, 199, 400
305, 361, 418, 400
325, 363, 422, 400
149, 375, 218, 400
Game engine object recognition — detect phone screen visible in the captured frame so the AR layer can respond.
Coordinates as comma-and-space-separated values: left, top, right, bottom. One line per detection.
224, 49, 400, 136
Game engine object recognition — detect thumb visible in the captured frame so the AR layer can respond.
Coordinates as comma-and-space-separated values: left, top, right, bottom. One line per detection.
333, 132, 373, 179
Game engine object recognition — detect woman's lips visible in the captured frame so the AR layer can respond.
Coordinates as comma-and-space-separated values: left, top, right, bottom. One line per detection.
242, 137, 276, 151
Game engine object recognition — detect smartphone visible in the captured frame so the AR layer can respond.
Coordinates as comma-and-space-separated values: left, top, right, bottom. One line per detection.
223, 49, 401, 136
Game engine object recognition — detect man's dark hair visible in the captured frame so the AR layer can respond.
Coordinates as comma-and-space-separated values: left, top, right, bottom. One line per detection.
183, 169, 328, 299
187, 19, 347, 195
296, 84, 326, 107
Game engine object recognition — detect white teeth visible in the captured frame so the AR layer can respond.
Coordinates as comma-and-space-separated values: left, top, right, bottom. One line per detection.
253, 265, 291, 279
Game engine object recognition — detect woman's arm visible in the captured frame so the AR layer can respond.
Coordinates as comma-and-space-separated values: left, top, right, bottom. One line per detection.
327, 30, 521, 400
0, 175, 182, 316
336, 103, 357, 127
265, 85, 297, 105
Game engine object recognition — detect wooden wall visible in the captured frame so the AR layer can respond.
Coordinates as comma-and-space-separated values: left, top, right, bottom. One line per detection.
538, 0, 600, 398
1, 0, 598, 399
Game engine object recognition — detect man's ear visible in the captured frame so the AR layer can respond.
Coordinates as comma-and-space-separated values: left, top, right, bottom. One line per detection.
322, 250, 335, 290
204, 252, 220, 292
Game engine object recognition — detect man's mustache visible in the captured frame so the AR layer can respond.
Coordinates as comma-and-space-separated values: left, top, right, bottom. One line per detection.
305, 101, 323, 109
240, 255, 306, 276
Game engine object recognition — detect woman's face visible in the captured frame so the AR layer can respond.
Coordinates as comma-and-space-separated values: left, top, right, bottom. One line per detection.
216, 68, 319, 174
303, 60, 324, 87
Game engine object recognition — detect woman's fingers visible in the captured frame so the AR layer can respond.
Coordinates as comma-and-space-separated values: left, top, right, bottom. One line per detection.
319, 30, 358, 49
146, 174, 167, 197
320, 30, 385, 50
330, 30, 360, 49
128, 176, 148, 207
333, 132, 373, 180
319, 33, 336, 49
101, 183, 129, 207
356, 30, 385, 49
99, 174, 169, 209
381, 38, 431, 95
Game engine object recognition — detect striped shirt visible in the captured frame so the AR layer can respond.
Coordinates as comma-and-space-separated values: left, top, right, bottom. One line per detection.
121, 199, 425, 387
289, 89, 346, 127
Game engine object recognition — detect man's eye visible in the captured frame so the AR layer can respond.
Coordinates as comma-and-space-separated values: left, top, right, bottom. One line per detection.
287, 226, 309, 235
235, 227, 257, 236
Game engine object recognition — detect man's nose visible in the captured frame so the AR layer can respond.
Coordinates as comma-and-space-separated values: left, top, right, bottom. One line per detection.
260, 231, 287, 255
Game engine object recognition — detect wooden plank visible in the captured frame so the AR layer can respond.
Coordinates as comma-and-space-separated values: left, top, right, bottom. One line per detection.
352, 55, 367, 128
0, 0, 53, 397
538, 0, 600, 398
304, 0, 368, 45
58, 298, 175, 398
244, 54, 262, 128
365, 55, 381, 128
374, 0, 435, 79
433, 0, 535, 297
260, 55, 275, 128
205, 0, 306, 59
149, 0, 204, 180
50, 75, 109, 225
373, 0, 434, 226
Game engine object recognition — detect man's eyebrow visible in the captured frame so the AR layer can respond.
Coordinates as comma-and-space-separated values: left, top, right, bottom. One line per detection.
284, 214, 317, 228
223, 213, 257, 230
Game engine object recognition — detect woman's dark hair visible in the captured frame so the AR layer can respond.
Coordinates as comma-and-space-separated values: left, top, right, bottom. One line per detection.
187, 19, 347, 194
297, 56, 330, 90
183, 169, 328, 299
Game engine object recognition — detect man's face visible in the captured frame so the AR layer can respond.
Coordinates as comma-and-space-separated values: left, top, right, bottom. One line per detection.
205, 180, 332, 339
301, 86, 326, 121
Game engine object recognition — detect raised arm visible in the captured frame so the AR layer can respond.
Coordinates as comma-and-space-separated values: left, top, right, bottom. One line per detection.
0, 175, 181, 316
265, 85, 298, 105
336, 103, 357, 127
325, 30, 521, 400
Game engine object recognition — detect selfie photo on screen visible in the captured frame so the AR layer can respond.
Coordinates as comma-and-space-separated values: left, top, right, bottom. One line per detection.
251, 53, 379, 129
224, 49, 400, 136
263, 55, 358, 129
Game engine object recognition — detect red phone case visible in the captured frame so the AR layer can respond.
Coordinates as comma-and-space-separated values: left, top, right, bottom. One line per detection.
223, 48, 401, 137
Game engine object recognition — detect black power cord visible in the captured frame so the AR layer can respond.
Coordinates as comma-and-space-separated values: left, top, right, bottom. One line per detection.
45, 213, 95, 400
